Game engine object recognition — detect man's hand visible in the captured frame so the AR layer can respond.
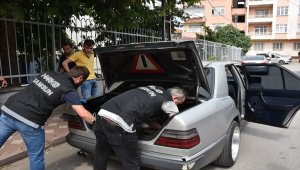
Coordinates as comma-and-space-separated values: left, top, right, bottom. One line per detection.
146, 121, 162, 130
0, 76, 8, 87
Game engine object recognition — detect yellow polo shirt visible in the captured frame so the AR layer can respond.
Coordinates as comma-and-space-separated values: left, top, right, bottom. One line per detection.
69, 50, 96, 80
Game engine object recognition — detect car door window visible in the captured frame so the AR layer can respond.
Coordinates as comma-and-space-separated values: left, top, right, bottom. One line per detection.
225, 66, 236, 100
283, 70, 300, 90
260, 66, 283, 90
204, 67, 214, 95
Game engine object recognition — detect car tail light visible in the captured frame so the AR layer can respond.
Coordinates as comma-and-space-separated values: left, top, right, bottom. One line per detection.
64, 114, 86, 131
154, 128, 200, 149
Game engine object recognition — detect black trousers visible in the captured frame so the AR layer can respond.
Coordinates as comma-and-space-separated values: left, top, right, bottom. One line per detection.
93, 116, 140, 170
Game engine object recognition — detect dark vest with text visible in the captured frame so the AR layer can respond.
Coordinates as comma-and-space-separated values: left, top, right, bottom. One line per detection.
3, 72, 76, 125
101, 85, 172, 129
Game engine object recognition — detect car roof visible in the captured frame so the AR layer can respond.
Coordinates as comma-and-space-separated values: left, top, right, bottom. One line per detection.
202, 61, 237, 67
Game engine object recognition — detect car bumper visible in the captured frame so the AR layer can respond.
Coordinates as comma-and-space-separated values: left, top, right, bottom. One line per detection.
286, 60, 292, 64
140, 137, 225, 170
66, 133, 96, 154
66, 132, 225, 170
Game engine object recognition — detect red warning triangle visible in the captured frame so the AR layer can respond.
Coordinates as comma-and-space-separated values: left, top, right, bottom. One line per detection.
130, 53, 165, 74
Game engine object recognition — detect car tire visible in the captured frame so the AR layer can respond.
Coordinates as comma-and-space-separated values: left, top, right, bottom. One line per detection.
279, 60, 285, 65
213, 121, 240, 167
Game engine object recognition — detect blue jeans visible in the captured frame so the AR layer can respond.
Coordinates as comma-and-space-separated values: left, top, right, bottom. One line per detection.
93, 116, 140, 170
81, 79, 100, 99
0, 113, 45, 170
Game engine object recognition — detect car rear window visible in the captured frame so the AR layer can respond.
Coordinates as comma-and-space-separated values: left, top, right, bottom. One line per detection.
246, 56, 264, 60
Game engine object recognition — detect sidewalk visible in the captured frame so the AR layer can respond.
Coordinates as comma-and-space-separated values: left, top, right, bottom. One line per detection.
0, 80, 104, 168
0, 107, 70, 167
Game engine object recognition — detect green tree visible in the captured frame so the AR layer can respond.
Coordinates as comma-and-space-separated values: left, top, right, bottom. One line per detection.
196, 24, 251, 54
0, 0, 201, 30
214, 25, 251, 54
196, 24, 215, 41
0, 1, 201, 85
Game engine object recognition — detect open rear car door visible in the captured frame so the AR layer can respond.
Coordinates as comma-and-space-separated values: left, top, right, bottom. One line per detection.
241, 64, 300, 128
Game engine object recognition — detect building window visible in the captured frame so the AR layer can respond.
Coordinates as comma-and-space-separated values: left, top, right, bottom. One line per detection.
211, 23, 225, 31
294, 42, 300, 50
275, 24, 287, 33
212, 7, 225, 16
188, 24, 201, 33
254, 43, 264, 50
273, 43, 283, 51
255, 9, 268, 17
297, 24, 300, 32
277, 6, 288, 16
254, 26, 267, 35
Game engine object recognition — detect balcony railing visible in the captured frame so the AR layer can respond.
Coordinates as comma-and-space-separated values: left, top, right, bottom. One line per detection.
248, 0, 274, 6
248, 15, 273, 19
248, 32, 272, 36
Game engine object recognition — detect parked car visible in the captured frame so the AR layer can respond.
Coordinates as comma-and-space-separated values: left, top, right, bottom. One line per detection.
256, 52, 292, 64
63, 41, 300, 170
241, 55, 269, 64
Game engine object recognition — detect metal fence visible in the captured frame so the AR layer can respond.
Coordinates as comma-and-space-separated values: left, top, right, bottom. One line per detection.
0, 17, 242, 86
178, 38, 243, 62
0, 17, 162, 86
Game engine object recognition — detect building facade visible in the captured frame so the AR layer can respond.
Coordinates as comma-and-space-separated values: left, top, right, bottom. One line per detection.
181, 0, 300, 57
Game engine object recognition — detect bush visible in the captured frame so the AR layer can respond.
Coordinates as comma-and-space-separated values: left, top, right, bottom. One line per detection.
208, 56, 217, 61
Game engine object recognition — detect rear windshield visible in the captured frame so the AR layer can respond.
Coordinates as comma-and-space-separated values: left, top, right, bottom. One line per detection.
245, 56, 264, 60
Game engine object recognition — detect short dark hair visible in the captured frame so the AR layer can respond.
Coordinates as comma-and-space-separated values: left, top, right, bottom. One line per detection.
63, 42, 73, 48
83, 39, 95, 47
68, 66, 90, 80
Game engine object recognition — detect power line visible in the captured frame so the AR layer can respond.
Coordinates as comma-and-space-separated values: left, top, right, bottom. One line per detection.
206, 0, 233, 23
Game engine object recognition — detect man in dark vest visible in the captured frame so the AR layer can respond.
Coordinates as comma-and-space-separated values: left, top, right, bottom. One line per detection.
93, 85, 186, 170
0, 66, 96, 170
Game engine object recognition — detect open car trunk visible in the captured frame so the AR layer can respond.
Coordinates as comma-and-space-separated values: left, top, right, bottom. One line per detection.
82, 81, 200, 140
75, 41, 211, 140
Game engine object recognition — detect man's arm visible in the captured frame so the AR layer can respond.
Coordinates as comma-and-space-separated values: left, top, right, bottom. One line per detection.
63, 91, 95, 125
62, 58, 73, 72
71, 105, 95, 124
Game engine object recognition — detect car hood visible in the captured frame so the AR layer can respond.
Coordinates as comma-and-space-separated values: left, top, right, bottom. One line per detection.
94, 41, 210, 92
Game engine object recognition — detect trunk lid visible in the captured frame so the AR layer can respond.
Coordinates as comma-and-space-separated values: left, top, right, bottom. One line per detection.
94, 41, 210, 93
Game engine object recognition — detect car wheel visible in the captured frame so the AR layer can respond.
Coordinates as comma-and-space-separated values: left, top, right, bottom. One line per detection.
214, 121, 240, 167
279, 60, 285, 65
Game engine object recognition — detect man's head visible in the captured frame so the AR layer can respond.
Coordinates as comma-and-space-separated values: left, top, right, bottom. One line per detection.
68, 66, 90, 86
62, 42, 73, 56
168, 87, 186, 105
161, 87, 186, 117
82, 39, 95, 57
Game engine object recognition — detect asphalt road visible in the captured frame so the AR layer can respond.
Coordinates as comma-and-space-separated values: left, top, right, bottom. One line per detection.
2, 62, 300, 170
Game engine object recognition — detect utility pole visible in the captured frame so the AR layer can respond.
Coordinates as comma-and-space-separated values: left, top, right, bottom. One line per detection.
161, 0, 166, 41
51, 17, 56, 71
161, 0, 172, 41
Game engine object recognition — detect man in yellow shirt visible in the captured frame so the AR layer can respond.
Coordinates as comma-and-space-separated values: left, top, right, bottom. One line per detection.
62, 39, 100, 99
